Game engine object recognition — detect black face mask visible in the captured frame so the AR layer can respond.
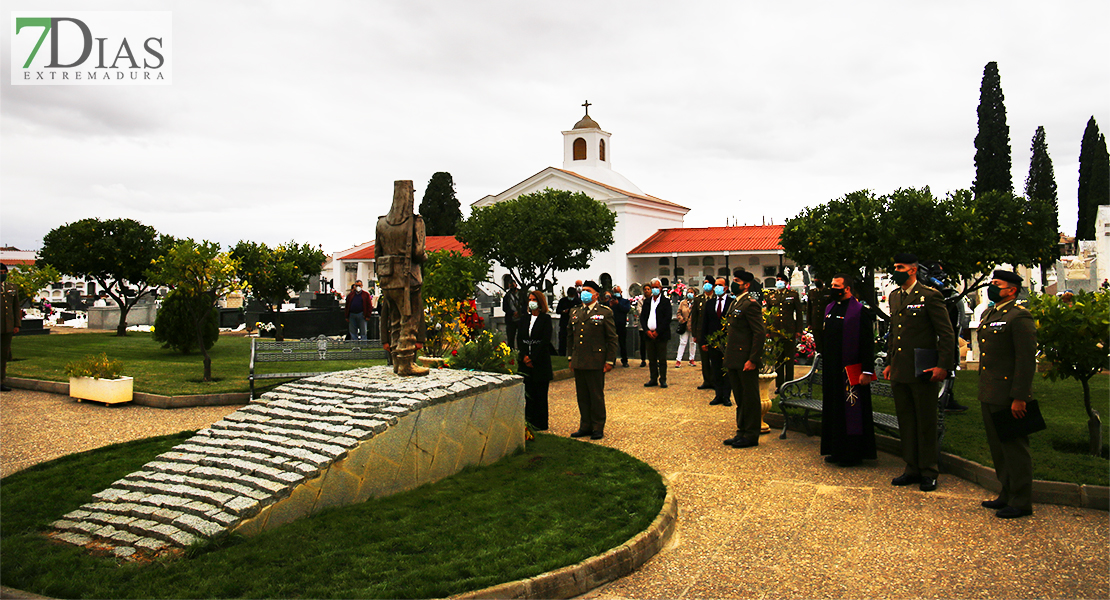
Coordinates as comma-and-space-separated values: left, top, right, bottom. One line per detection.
830, 287, 845, 300
987, 284, 1003, 303
892, 270, 910, 286
730, 282, 744, 295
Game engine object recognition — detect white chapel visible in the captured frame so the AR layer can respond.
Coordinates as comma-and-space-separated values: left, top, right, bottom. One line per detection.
473, 105, 689, 291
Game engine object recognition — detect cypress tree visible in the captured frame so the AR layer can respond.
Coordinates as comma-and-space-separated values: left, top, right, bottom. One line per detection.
419, 172, 463, 236
972, 61, 1012, 197
1025, 126, 1060, 285
1077, 118, 1110, 240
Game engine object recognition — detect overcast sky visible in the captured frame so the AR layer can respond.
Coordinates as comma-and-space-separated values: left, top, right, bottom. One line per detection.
2, 0, 1108, 257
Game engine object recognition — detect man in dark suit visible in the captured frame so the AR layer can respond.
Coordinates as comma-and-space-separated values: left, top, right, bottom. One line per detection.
688, 275, 714, 388
568, 281, 619, 440
554, 287, 580, 356
502, 280, 521, 350
767, 271, 804, 387
723, 271, 765, 448
640, 278, 672, 388
1, 263, 21, 392
701, 277, 733, 406
606, 285, 632, 367
882, 253, 956, 492
977, 270, 1037, 518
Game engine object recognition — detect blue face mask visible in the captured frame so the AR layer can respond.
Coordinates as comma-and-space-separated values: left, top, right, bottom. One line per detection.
686, 292, 694, 299
580, 290, 593, 304
613, 292, 621, 298
776, 281, 786, 289
703, 282, 713, 292
652, 287, 661, 297
714, 285, 725, 296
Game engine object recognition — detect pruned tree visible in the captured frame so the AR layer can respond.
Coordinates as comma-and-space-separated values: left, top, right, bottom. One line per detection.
1024, 126, 1060, 284
1076, 117, 1109, 240
230, 241, 326, 340
6, 264, 61, 306
38, 218, 174, 336
422, 249, 491, 303
149, 239, 239, 382
420, 172, 464, 236
972, 61, 1012, 197
1028, 290, 1110, 456
456, 188, 617, 294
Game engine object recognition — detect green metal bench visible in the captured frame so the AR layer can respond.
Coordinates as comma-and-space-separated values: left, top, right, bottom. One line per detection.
249, 335, 387, 400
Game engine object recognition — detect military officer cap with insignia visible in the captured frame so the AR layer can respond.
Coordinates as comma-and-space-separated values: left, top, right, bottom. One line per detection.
992, 270, 1023, 287
892, 252, 918, 265
581, 280, 601, 294
736, 270, 755, 283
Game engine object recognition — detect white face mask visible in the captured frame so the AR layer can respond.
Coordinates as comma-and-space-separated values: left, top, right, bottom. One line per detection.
528, 300, 539, 312
355, 286, 362, 292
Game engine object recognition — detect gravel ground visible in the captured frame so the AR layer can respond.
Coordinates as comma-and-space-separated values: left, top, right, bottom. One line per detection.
2, 362, 1107, 599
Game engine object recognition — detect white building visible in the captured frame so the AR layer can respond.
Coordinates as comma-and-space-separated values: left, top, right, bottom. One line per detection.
1097, 205, 1110, 286
472, 108, 689, 290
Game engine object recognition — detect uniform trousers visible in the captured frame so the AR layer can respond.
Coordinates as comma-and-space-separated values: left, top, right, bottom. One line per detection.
700, 345, 713, 386
644, 335, 668, 383
981, 403, 1033, 510
616, 325, 628, 363
707, 347, 729, 402
892, 380, 940, 478
728, 368, 762, 440
573, 369, 607, 434
1, 332, 11, 382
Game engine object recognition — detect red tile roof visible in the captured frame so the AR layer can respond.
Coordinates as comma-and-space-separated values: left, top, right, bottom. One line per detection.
340, 236, 471, 260
2, 259, 37, 266
629, 226, 785, 254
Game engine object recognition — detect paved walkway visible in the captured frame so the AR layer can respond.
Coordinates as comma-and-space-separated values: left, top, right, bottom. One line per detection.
3, 364, 1108, 599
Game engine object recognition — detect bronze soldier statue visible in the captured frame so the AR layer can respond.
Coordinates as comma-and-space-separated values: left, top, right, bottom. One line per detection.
376, 180, 429, 376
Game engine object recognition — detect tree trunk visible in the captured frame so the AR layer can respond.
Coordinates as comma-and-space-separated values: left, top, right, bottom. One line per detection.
115, 303, 130, 336
1082, 377, 1103, 456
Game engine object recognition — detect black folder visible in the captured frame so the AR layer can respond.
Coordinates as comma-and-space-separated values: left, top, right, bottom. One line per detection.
990, 400, 1047, 441
914, 348, 938, 380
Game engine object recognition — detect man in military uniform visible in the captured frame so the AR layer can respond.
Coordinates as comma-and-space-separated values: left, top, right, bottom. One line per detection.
767, 271, 804, 387
568, 281, 618, 440
882, 253, 955, 492
375, 180, 429, 377
723, 271, 765, 448
977, 270, 1037, 518
1, 264, 21, 392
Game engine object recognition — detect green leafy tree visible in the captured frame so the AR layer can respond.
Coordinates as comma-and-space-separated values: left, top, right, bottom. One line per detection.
422, 249, 491, 303
231, 241, 325, 311
972, 61, 1012, 197
1076, 117, 1109, 240
782, 188, 1059, 316
38, 218, 174, 336
149, 239, 239, 382
1027, 290, 1110, 456
7, 264, 61, 305
1024, 126, 1061, 285
153, 288, 219, 354
419, 172, 464, 236
456, 188, 617, 293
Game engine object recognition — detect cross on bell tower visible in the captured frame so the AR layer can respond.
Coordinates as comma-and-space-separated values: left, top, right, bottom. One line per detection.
563, 103, 610, 170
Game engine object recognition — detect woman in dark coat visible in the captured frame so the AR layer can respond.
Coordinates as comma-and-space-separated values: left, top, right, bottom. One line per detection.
820, 274, 877, 466
517, 289, 554, 430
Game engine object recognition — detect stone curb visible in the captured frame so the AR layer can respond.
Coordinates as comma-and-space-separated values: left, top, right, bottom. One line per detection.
451, 478, 678, 600
0, 585, 52, 599
765, 412, 1109, 512
6, 377, 250, 408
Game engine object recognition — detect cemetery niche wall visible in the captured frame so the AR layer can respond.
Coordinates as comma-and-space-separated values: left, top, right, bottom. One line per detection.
48, 366, 525, 559
244, 293, 347, 339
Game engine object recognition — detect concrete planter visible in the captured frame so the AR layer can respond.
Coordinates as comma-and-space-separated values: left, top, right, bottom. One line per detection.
69, 376, 134, 404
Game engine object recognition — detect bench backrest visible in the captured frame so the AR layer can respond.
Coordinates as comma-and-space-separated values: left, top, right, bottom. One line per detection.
251, 335, 386, 367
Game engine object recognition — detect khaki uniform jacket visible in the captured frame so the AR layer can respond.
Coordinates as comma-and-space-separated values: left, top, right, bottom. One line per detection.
977, 301, 1037, 405
569, 302, 618, 370
2, 281, 20, 334
887, 281, 956, 383
724, 293, 765, 370
690, 294, 711, 341
767, 288, 803, 335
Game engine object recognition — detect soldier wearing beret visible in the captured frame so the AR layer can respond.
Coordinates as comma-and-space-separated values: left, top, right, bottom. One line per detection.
767, 271, 804, 387
977, 270, 1037, 518
722, 271, 765, 449
568, 280, 619, 440
882, 253, 955, 492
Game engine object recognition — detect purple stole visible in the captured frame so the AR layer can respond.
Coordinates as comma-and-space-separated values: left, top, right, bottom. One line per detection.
826, 298, 864, 434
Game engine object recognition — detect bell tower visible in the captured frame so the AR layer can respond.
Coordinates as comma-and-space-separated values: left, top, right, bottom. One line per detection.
562, 100, 613, 172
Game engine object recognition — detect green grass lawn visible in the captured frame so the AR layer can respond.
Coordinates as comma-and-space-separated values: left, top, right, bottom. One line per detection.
775, 369, 1110, 486
0, 432, 665, 599
6, 333, 387, 395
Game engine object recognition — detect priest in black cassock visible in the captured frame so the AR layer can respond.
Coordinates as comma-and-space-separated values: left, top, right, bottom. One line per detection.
820, 273, 878, 466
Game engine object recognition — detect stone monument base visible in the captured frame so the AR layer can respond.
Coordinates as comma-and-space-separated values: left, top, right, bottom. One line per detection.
49, 367, 524, 559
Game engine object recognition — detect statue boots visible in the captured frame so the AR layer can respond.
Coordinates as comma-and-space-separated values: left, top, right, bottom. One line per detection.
393, 352, 429, 377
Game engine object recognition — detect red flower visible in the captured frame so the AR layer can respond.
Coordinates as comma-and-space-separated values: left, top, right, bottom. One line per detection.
452, 350, 458, 356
